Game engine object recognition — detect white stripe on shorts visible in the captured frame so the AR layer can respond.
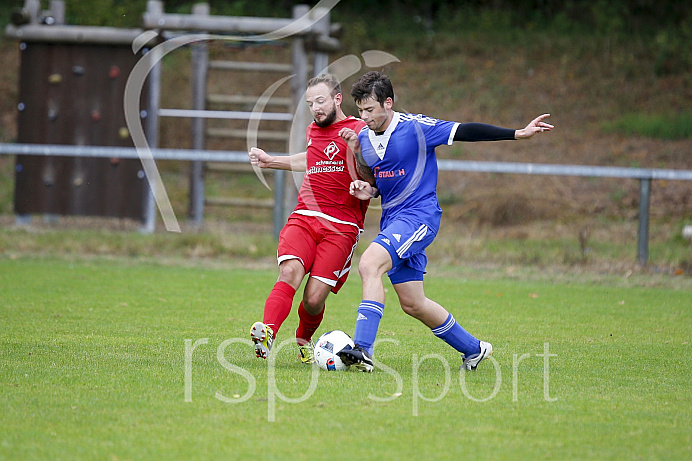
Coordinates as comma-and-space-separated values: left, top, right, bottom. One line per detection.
396, 224, 428, 258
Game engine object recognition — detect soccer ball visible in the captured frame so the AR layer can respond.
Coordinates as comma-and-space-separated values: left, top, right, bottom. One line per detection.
314, 330, 354, 371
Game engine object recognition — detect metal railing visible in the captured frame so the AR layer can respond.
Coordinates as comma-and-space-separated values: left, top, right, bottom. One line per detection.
2, 142, 692, 265
437, 159, 692, 265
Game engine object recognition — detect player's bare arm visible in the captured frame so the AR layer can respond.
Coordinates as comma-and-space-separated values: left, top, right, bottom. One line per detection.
354, 150, 377, 187
248, 147, 307, 171
339, 127, 377, 190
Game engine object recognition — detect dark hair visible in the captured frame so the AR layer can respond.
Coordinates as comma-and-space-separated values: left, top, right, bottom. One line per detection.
350, 71, 394, 106
306, 73, 341, 96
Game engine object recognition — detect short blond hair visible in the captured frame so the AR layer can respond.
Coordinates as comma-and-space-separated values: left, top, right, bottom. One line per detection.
306, 73, 341, 97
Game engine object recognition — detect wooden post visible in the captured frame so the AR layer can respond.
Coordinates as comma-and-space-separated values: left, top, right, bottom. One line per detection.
142, 1, 164, 233
287, 4, 311, 222
26, 0, 41, 24
49, 0, 65, 25
189, 2, 209, 227
312, 6, 331, 75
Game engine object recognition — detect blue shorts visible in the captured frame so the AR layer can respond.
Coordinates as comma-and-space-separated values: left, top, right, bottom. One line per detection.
373, 219, 436, 285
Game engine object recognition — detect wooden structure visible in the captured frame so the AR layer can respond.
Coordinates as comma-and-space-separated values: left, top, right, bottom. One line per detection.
5, 0, 339, 234
6, 0, 157, 222
144, 1, 339, 231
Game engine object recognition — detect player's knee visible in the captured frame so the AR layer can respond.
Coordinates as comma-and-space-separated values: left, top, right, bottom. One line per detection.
277, 262, 304, 287
358, 254, 382, 280
302, 294, 325, 315
358, 261, 374, 281
400, 301, 424, 320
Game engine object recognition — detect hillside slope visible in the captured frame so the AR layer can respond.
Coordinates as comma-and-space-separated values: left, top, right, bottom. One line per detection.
0, 23, 690, 227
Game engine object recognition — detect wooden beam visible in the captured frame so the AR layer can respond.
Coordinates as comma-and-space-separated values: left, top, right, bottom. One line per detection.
206, 128, 289, 141
206, 162, 270, 173
4, 24, 157, 46
206, 94, 292, 108
205, 197, 274, 208
208, 60, 293, 73
143, 13, 321, 37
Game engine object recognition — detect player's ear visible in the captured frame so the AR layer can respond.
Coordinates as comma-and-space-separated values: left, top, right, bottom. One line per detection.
334, 92, 343, 105
384, 97, 393, 110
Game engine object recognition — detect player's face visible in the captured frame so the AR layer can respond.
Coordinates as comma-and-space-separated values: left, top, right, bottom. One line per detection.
356, 96, 392, 132
306, 83, 340, 127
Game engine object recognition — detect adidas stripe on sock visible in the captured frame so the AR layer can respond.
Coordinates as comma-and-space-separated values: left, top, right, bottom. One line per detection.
353, 300, 384, 356
431, 313, 480, 357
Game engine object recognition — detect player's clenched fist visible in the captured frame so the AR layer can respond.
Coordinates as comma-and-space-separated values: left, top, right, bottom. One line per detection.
248, 147, 272, 168
339, 127, 361, 153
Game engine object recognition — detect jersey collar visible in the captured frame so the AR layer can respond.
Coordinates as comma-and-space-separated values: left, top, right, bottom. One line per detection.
368, 112, 400, 161
382, 111, 400, 136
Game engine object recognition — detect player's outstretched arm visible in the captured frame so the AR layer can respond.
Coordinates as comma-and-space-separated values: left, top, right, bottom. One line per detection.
248, 147, 307, 171
453, 114, 553, 142
515, 114, 554, 139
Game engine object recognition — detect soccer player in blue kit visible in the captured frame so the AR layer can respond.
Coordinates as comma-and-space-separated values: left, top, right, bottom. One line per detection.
337, 71, 553, 372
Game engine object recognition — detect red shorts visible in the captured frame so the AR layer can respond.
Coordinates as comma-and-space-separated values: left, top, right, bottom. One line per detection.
277, 213, 361, 294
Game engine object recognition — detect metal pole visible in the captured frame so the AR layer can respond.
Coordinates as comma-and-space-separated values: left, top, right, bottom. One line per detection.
189, 2, 209, 227
637, 178, 651, 266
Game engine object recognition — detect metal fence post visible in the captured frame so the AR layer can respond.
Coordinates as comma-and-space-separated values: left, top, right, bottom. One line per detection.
637, 177, 651, 266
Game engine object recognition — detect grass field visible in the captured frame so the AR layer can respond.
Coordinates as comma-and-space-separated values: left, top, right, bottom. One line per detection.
1, 256, 690, 460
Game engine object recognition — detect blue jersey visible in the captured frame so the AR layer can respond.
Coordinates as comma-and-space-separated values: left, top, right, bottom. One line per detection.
358, 112, 459, 232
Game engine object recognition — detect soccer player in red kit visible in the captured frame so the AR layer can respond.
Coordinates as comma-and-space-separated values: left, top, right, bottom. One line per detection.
248, 74, 375, 363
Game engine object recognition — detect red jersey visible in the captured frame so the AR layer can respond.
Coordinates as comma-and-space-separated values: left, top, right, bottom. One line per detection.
293, 116, 369, 229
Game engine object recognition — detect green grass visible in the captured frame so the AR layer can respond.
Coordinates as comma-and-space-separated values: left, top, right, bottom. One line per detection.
603, 112, 692, 140
0, 223, 278, 260
2, 214, 692, 273
1, 256, 690, 459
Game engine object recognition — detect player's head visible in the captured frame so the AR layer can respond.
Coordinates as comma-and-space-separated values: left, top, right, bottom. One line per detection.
351, 71, 394, 132
306, 73, 343, 127
351, 71, 394, 106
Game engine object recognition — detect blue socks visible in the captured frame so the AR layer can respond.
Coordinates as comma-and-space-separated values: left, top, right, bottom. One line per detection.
353, 304, 480, 358
432, 313, 481, 357
353, 300, 384, 356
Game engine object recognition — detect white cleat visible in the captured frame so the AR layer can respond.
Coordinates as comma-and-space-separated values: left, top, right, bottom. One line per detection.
462, 341, 493, 371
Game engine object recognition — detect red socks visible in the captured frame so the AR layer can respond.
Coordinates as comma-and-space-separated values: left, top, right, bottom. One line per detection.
262, 281, 296, 336
262, 282, 324, 344
296, 301, 324, 345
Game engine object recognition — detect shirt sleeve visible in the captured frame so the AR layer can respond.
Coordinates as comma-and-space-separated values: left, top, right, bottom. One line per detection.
453, 122, 516, 142
416, 116, 459, 147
